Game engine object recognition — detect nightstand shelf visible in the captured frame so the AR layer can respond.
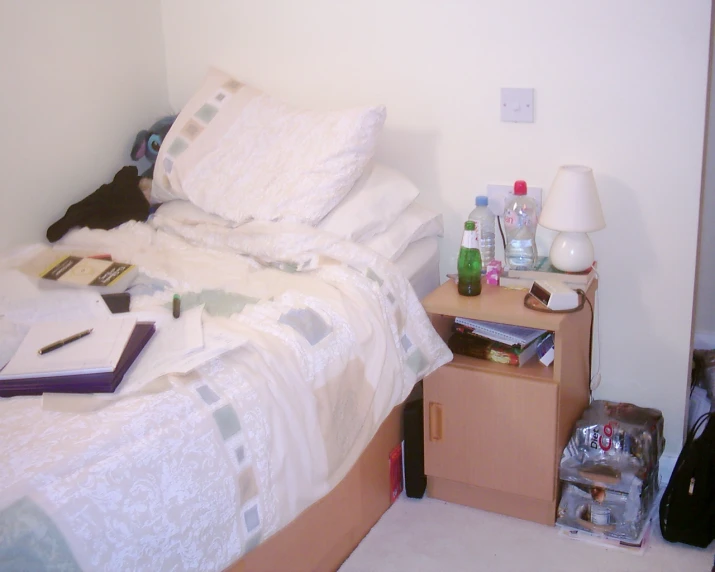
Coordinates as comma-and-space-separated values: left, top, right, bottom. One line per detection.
421, 279, 596, 525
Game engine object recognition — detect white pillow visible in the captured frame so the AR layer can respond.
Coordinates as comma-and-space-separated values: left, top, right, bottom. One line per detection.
317, 162, 420, 242
363, 203, 443, 260
152, 67, 386, 226
154, 200, 232, 227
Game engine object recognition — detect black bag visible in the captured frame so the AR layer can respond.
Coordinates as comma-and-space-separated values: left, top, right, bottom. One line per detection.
660, 411, 715, 547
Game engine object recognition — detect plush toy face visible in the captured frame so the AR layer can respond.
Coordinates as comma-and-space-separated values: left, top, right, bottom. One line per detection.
131, 115, 176, 176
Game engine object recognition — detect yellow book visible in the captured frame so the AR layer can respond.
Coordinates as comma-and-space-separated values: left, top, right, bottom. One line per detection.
37, 254, 137, 294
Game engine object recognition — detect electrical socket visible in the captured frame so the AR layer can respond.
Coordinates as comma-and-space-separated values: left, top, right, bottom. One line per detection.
486, 184, 542, 217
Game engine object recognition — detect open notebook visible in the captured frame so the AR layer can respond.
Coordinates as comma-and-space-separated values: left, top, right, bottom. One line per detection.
0, 316, 138, 379
453, 317, 547, 348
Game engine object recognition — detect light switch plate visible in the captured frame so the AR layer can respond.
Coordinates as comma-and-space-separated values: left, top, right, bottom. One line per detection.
500, 88, 534, 123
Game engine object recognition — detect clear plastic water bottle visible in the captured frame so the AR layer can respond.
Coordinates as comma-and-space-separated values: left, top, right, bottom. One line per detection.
468, 195, 495, 272
504, 180, 538, 270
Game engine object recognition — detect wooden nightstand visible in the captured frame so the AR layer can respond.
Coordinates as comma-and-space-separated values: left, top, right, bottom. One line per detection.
421, 279, 596, 525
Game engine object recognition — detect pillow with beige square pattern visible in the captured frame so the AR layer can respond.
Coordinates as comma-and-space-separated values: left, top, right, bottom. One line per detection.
152, 68, 386, 226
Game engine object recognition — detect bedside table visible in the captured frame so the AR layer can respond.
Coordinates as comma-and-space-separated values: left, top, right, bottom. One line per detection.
421, 279, 596, 525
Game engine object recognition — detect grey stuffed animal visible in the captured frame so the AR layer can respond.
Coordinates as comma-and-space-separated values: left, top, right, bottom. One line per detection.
130, 115, 176, 178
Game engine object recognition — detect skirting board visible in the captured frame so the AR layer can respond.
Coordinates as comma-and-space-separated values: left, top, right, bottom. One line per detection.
694, 331, 715, 350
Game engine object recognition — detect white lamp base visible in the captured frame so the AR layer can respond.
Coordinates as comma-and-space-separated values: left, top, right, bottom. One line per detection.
549, 232, 594, 273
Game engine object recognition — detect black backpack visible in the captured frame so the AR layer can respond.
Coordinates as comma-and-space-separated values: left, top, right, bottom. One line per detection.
660, 411, 715, 547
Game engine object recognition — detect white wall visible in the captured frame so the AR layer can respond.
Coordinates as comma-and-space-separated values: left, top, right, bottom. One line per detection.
0, 0, 170, 249
160, 0, 710, 454
695, 27, 715, 348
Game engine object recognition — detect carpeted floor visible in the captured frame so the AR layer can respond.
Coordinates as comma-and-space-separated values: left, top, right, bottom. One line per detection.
339, 495, 715, 572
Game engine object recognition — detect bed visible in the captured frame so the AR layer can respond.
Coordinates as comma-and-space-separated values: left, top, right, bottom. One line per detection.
0, 67, 452, 572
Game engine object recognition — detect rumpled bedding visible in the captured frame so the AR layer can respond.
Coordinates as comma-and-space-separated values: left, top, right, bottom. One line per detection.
0, 213, 451, 572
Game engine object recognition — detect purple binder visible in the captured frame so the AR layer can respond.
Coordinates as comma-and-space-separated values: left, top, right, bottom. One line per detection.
0, 322, 155, 398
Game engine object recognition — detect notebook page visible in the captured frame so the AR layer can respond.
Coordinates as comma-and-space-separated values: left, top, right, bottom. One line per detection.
454, 317, 546, 347
0, 316, 137, 380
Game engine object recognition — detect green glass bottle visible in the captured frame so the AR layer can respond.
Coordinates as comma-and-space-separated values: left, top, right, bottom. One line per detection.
458, 220, 482, 296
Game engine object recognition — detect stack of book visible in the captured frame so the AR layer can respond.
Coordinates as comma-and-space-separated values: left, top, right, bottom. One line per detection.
0, 316, 154, 397
448, 317, 549, 367
535, 333, 555, 366
499, 257, 597, 291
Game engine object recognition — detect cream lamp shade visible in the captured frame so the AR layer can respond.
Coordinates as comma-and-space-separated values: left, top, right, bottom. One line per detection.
539, 165, 606, 272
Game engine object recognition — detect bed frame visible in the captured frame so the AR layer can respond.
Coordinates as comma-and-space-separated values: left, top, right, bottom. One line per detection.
228, 402, 404, 572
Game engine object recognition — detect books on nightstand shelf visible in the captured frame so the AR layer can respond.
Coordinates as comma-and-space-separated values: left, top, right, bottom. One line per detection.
453, 317, 547, 347
536, 333, 555, 366
448, 331, 548, 367
449, 318, 550, 367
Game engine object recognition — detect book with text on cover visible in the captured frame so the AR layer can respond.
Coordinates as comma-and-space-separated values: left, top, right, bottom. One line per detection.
453, 316, 547, 349
536, 333, 555, 366
506, 256, 596, 285
38, 254, 138, 294
448, 329, 549, 367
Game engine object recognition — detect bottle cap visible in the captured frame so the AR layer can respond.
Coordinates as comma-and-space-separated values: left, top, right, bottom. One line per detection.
476, 195, 488, 207
514, 180, 527, 195
464, 220, 475, 230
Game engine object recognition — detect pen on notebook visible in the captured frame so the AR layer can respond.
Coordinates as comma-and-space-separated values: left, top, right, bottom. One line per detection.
37, 328, 93, 356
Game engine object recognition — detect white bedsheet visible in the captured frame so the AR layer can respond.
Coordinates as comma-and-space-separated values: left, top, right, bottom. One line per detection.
394, 236, 440, 300
0, 217, 451, 571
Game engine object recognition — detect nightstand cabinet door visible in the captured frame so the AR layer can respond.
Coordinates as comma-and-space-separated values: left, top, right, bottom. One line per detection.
423, 364, 558, 502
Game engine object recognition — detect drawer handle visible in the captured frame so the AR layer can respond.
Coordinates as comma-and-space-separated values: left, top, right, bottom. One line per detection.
429, 402, 443, 441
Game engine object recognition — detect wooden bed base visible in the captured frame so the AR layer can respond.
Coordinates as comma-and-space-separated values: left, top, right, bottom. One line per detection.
228, 402, 405, 572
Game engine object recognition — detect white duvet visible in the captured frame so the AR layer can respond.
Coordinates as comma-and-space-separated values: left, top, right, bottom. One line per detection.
0, 214, 451, 571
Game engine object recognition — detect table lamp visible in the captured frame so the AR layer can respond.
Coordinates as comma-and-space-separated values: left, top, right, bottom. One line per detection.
539, 165, 605, 273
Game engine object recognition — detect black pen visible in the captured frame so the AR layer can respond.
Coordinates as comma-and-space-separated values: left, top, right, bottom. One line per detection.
38, 328, 94, 355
